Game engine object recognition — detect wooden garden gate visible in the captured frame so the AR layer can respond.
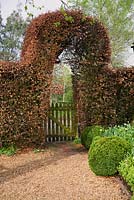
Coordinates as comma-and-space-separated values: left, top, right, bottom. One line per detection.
45, 102, 78, 142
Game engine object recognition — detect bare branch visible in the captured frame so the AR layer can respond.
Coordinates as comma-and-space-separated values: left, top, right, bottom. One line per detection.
60, 0, 69, 9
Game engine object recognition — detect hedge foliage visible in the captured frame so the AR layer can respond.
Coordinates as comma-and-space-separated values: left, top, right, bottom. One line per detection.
88, 136, 132, 176
0, 10, 134, 145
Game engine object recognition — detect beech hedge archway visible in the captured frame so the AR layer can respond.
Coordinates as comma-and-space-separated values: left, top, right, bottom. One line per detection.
0, 10, 134, 145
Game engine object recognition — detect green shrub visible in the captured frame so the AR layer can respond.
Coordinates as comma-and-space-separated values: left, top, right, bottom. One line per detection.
81, 125, 104, 149
88, 136, 132, 176
85, 125, 104, 149
131, 195, 134, 200
73, 136, 81, 144
102, 124, 134, 145
0, 145, 17, 156
118, 155, 134, 193
103, 124, 134, 158
81, 126, 92, 147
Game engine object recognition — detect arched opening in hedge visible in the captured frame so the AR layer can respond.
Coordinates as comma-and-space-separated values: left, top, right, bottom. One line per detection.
50, 53, 74, 103
0, 10, 133, 145
20, 10, 111, 128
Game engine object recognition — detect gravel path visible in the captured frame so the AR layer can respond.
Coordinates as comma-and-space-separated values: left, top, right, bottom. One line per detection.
0, 142, 131, 200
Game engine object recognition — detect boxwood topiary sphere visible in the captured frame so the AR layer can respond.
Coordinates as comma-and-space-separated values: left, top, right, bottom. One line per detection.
88, 136, 132, 176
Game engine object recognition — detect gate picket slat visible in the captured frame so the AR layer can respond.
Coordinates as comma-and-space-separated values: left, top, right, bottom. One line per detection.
55, 103, 59, 141
59, 102, 63, 140
67, 104, 70, 140
51, 103, 55, 141
63, 103, 66, 141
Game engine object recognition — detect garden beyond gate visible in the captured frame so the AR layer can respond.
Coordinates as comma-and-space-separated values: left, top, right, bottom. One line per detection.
45, 102, 78, 142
